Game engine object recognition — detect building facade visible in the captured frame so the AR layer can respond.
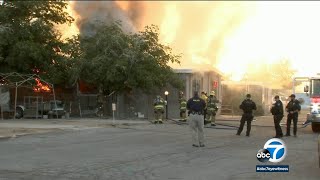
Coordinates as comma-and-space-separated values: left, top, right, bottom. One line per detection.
114, 68, 223, 120
221, 81, 273, 116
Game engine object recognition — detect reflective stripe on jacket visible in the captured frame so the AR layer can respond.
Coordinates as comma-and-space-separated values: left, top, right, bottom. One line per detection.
155, 105, 164, 109
154, 98, 165, 110
180, 100, 187, 110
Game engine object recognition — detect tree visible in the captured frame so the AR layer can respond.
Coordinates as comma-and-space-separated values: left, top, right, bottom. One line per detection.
246, 59, 297, 90
0, 1, 75, 84
74, 22, 183, 95
269, 59, 297, 89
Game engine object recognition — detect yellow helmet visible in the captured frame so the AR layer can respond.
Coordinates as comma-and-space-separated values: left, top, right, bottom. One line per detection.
210, 91, 215, 96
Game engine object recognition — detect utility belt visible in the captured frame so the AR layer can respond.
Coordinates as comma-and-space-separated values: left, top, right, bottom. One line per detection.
189, 111, 203, 115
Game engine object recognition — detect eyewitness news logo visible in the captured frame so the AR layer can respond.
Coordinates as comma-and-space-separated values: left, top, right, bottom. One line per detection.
256, 138, 289, 173
256, 165, 289, 172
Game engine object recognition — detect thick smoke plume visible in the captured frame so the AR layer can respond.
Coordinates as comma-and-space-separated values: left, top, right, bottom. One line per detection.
62, 1, 320, 90
72, 1, 145, 35
70, 1, 249, 67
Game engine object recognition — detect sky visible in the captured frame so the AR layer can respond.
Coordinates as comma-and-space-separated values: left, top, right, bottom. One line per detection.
61, 1, 320, 81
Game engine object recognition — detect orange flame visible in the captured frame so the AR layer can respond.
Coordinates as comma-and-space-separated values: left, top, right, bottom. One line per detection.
33, 78, 51, 92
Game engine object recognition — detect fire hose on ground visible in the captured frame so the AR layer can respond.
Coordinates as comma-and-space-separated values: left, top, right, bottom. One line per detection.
167, 118, 311, 130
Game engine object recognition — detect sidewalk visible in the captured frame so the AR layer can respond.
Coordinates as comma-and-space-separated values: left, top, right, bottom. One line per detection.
0, 115, 309, 139
0, 118, 150, 139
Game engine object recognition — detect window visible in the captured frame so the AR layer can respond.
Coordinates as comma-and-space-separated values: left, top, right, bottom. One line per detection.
192, 79, 200, 93
311, 79, 320, 96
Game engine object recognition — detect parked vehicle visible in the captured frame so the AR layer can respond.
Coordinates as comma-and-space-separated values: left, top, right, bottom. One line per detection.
298, 76, 320, 132
0, 86, 65, 119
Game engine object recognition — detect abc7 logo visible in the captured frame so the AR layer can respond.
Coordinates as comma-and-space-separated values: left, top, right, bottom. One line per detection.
256, 149, 271, 162
256, 138, 287, 163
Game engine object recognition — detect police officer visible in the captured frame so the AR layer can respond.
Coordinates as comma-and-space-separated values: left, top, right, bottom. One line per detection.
187, 91, 206, 147
236, 94, 257, 137
207, 91, 219, 126
179, 95, 187, 122
154, 95, 165, 124
271, 95, 284, 138
285, 94, 301, 137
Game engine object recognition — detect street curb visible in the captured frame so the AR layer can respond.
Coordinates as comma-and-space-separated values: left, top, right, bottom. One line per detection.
0, 136, 11, 140
0, 134, 26, 140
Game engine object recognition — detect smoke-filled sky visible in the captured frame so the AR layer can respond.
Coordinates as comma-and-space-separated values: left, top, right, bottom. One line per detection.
61, 1, 320, 81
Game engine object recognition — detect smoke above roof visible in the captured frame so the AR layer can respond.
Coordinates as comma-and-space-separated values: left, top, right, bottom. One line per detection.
72, 1, 145, 35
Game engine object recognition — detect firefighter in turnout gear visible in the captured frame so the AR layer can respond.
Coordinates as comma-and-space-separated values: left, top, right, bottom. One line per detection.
179, 96, 187, 122
236, 94, 257, 136
201, 92, 208, 123
207, 91, 219, 126
154, 95, 165, 124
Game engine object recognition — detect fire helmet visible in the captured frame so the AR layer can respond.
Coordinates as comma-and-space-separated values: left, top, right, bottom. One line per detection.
210, 91, 215, 96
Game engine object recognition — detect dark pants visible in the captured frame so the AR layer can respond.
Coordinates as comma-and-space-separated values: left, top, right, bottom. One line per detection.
274, 115, 284, 137
237, 113, 253, 136
286, 113, 298, 136
203, 108, 207, 120
180, 110, 186, 120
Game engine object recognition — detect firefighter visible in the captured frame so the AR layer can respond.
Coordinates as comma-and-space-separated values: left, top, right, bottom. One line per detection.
285, 94, 301, 137
270, 95, 284, 138
207, 91, 219, 126
179, 91, 184, 100
187, 91, 206, 147
179, 95, 187, 122
154, 95, 165, 124
236, 94, 257, 137
201, 91, 208, 123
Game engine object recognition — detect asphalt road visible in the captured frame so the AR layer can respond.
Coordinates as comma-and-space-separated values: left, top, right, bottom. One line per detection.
0, 121, 319, 180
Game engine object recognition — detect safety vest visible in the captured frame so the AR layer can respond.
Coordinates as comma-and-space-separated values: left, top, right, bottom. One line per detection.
180, 99, 187, 110
154, 98, 165, 110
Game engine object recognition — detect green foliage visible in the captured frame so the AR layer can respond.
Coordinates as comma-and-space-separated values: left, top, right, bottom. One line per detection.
0, 0, 74, 84
0, 1, 182, 93
222, 85, 265, 116
269, 59, 298, 89
75, 22, 183, 95
246, 59, 297, 90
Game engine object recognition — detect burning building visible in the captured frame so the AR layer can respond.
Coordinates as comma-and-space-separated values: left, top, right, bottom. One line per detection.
220, 80, 273, 116
111, 67, 223, 119
167, 68, 223, 118
58, 1, 311, 118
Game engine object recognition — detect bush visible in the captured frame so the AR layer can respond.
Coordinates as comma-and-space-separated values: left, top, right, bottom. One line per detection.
254, 105, 265, 116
